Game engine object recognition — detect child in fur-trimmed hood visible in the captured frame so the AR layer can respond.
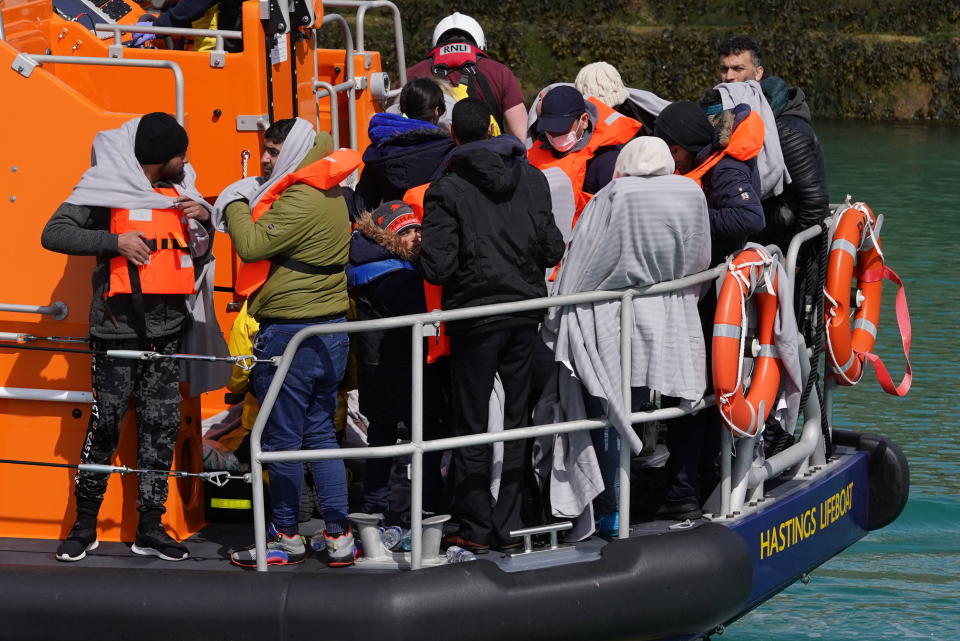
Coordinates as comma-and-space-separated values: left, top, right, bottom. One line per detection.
347, 201, 448, 528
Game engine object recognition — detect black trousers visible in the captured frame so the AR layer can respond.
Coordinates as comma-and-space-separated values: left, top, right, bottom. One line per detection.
663, 295, 721, 506
449, 324, 536, 545
76, 335, 182, 513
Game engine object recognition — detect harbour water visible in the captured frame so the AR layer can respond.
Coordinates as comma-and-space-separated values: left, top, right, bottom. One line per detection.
732, 122, 960, 640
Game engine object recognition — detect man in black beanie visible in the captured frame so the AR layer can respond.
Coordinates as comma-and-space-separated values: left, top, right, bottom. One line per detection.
41, 112, 212, 562
654, 100, 763, 265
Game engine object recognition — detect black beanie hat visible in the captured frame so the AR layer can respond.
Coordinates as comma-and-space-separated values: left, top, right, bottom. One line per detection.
653, 101, 714, 154
134, 112, 188, 165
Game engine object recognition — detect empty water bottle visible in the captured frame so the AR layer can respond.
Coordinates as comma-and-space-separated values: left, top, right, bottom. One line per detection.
309, 532, 325, 552
445, 545, 476, 563
379, 526, 403, 551
401, 528, 412, 552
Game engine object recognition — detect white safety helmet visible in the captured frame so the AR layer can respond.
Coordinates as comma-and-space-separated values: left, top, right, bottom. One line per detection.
432, 12, 486, 51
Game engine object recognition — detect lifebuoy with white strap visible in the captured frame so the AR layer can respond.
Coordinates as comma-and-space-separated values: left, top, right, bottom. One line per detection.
823, 202, 913, 396
824, 204, 882, 384
712, 248, 782, 438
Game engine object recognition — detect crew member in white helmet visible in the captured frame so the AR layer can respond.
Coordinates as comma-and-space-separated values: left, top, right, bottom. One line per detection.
406, 12, 528, 140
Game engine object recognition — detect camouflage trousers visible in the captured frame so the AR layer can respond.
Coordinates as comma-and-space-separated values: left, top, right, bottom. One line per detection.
76, 334, 182, 512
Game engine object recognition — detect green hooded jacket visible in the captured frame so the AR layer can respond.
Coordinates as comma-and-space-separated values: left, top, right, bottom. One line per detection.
225, 132, 350, 321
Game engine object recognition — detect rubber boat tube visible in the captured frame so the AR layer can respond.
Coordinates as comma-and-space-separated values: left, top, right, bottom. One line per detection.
832, 429, 909, 530
0, 524, 751, 641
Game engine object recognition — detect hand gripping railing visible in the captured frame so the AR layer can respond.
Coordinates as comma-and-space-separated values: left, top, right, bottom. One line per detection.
92, 23, 243, 68
248, 265, 726, 571
10, 54, 185, 123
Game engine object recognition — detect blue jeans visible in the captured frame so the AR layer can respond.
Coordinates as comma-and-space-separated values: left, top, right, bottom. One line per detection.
251, 319, 349, 534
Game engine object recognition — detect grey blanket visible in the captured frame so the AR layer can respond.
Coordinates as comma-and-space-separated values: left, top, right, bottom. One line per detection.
542, 174, 712, 454
714, 80, 790, 199
65, 117, 211, 257
213, 118, 317, 230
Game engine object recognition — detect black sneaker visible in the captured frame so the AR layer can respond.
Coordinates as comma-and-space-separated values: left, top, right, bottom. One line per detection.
55, 523, 98, 562
131, 524, 189, 561
650, 501, 703, 521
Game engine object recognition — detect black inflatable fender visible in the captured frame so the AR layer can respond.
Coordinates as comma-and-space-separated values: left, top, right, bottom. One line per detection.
832, 429, 910, 530
0, 524, 752, 641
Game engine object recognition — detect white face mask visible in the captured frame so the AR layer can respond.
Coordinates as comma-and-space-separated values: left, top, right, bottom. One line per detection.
546, 121, 584, 153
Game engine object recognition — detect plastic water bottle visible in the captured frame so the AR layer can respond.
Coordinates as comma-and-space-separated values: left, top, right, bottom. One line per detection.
309, 532, 325, 552
379, 526, 403, 551
401, 528, 412, 552
445, 545, 476, 564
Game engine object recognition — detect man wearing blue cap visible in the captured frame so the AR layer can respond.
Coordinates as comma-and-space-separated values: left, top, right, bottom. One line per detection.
528, 85, 641, 225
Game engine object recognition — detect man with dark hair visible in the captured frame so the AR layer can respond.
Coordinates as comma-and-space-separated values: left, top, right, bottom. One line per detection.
717, 35, 764, 83
406, 12, 527, 139
42, 112, 213, 562
448, 97, 493, 143
419, 98, 565, 552
219, 117, 362, 567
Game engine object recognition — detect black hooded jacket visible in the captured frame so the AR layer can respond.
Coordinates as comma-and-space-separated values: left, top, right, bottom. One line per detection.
352, 126, 456, 217
758, 79, 830, 247
419, 135, 565, 334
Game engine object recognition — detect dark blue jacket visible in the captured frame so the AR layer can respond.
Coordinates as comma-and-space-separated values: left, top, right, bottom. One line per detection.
698, 105, 765, 264
352, 113, 455, 218
347, 221, 425, 369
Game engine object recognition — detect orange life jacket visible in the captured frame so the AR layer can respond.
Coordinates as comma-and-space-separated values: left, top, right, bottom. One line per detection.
108, 186, 195, 297
684, 110, 765, 186
403, 183, 450, 363
234, 148, 362, 298
527, 96, 641, 227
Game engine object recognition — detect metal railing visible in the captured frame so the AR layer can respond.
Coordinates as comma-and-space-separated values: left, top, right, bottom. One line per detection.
91, 23, 242, 68
322, 0, 406, 90
248, 266, 728, 572
246, 229, 835, 572
10, 54, 185, 123
312, 13, 356, 149
0, 301, 68, 320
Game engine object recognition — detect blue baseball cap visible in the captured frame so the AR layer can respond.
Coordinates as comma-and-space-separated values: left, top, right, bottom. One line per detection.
538, 86, 586, 133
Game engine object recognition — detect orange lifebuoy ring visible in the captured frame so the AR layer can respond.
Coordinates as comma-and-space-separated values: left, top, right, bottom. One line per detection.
712, 248, 782, 438
823, 204, 883, 385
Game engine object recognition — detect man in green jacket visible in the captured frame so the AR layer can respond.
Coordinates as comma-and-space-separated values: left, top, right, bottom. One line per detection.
221, 118, 359, 567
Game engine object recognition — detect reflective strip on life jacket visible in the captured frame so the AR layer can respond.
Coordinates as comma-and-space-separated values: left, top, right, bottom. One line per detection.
108, 186, 196, 297
234, 148, 362, 298
685, 110, 765, 187
527, 96, 641, 227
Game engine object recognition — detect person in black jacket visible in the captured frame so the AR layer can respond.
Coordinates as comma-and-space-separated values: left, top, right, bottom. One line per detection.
350, 78, 456, 219
420, 98, 565, 551
758, 76, 830, 338
346, 201, 447, 527
132, 0, 242, 50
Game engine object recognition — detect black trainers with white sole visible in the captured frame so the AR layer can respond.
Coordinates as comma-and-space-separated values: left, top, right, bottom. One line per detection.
55, 527, 99, 563
131, 524, 189, 561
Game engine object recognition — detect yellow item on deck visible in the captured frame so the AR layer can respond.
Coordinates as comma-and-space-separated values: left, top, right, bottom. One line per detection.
191, 7, 218, 52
